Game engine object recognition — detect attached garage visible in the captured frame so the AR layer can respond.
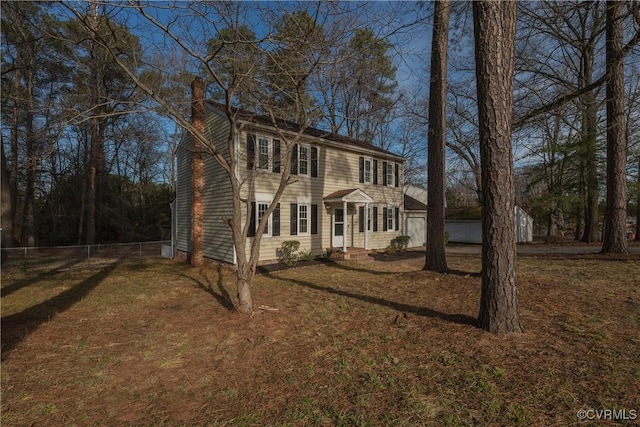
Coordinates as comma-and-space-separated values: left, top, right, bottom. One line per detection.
403, 186, 428, 248
405, 215, 426, 247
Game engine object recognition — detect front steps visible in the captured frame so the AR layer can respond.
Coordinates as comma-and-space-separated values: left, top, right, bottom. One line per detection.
329, 247, 372, 262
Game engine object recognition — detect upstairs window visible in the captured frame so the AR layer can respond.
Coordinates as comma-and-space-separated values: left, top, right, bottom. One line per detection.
299, 144, 309, 176
359, 156, 373, 184
258, 138, 270, 170
247, 134, 281, 173
386, 162, 394, 187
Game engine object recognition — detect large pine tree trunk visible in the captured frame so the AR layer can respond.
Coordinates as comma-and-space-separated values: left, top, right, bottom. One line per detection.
473, 0, 522, 333
424, 0, 450, 273
601, 0, 628, 254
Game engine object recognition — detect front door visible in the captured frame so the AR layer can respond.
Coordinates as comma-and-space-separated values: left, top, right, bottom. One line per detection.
332, 208, 344, 248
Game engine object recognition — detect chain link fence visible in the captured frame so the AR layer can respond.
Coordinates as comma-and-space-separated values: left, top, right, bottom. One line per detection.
1, 241, 171, 271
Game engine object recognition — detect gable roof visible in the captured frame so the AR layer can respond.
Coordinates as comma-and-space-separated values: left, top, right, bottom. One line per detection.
206, 101, 404, 161
323, 188, 373, 204
404, 194, 427, 211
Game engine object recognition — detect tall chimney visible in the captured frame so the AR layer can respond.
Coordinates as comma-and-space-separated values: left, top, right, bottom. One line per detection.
190, 77, 205, 266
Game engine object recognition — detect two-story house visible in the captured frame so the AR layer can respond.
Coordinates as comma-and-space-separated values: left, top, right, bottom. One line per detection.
175, 100, 405, 265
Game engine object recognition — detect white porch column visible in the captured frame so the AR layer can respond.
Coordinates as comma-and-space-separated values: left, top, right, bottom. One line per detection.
364, 202, 369, 250
343, 201, 348, 253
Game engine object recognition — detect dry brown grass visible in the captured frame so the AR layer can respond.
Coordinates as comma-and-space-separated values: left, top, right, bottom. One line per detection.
1, 250, 639, 426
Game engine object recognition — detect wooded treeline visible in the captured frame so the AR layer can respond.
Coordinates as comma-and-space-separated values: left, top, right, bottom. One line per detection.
1, 1, 173, 247
1, 1, 639, 250
445, 1, 639, 242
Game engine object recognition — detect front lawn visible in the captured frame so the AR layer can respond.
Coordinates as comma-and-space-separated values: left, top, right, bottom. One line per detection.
1, 251, 639, 426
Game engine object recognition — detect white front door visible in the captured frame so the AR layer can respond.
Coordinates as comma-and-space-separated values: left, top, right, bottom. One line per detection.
332, 208, 345, 248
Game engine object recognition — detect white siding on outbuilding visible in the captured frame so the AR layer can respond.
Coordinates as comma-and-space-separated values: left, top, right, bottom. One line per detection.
445, 206, 534, 244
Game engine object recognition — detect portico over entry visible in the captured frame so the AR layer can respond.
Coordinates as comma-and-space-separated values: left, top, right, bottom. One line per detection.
323, 188, 373, 253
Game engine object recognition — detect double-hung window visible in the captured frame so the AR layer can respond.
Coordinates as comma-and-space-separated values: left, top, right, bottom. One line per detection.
359, 156, 373, 184
258, 138, 270, 170
386, 162, 394, 187
257, 202, 271, 236
383, 205, 398, 232
364, 158, 372, 183
298, 204, 309, 235
249, 193, 280, 238
299, 144, 310, 176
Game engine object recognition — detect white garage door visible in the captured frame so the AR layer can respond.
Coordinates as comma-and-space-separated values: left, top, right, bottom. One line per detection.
406, 217, 425, 247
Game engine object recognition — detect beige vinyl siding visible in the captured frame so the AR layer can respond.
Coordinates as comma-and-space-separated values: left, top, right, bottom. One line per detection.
175, 145, 192, 253
237, 128, 404, 263
201, 109, 234, 263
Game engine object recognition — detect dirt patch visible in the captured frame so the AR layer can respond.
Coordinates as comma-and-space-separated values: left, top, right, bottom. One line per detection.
1, 252, 639, 426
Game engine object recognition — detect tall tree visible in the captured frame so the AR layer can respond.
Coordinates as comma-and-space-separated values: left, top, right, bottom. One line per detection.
473, 0, 522, 333
205, 24, 260, 110
601, 1, 629, 253
317, 27, 398, 146
424, 0, 450, 273
265, 10, 324, 123
60, 3, 141, 244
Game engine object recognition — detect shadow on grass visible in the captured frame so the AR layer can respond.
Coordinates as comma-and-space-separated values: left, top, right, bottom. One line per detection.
256, 258, 396, 276
1, 258, 125, 360
263, 271, 477, 327
370, 250, 425, 262
181, 265, 235, 311
1, 258, 86, 298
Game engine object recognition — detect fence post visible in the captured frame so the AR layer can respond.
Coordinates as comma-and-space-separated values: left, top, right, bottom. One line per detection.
87, 245, 90, 260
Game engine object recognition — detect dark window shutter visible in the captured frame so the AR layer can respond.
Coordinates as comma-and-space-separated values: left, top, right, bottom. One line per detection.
383, 207, 388, 231
359, 157, 364, 183
395, 207, 400, 231
382, 161, 388, 186
311, 146, 318, 177
290, 144, 298, 175
290, 203, 298, 235
311, 204, 318, 235
248, 202, 256, 237
373, 207, 378, 232
273, 139, 281, 173
272, 203, 280, 236
394, 164, 399, 187
247, 134, 255, 170
359, 206, 365, 232
373, 160, 378, 185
